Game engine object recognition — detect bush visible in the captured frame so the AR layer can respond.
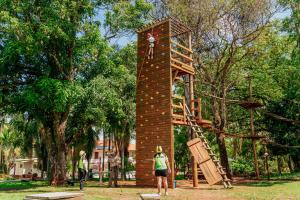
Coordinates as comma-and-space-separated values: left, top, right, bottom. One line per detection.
231, 157, 253, 176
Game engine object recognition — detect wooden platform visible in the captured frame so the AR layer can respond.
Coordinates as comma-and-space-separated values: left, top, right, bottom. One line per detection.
24, 192, 83, 200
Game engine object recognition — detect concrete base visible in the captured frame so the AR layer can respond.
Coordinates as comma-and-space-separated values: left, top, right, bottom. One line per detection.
24, 192, 83, 200
140, 194, 161, 200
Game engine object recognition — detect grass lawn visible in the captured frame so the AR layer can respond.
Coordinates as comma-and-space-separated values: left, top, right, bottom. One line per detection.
0, 179, 300, 200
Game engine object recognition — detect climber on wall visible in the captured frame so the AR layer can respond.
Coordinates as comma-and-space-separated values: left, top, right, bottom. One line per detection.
147, 33, 155, 59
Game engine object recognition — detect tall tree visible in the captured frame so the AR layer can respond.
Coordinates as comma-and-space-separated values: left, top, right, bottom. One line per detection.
0, 0, 151, 185
162, 0, 277, 177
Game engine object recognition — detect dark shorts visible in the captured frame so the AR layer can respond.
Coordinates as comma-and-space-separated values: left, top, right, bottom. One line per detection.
155, 169, 167, 177
78, 168, 86, 181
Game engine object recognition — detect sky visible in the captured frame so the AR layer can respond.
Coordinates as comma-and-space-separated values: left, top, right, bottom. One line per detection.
96, 6, 292, 47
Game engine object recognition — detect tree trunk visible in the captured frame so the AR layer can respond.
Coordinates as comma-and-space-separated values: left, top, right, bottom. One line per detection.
288, 155, 294, 173
121, 143, 125, 181
291, 155, 300, 172
49, 145, 67, 185
102, 131, 105, 172
216, 132, 231, 179
48, 112, 69, 186
211, 89, 231, 179
72, 147, 77, 181
277, 156, 282, 175
232, 139, 238, 159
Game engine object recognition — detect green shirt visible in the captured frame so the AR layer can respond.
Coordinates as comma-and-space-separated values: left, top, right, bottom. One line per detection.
78, 157, 84, 169
154, 153, 168, 170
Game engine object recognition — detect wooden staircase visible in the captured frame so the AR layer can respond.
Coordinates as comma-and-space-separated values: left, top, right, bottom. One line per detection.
184, 103, 233, 188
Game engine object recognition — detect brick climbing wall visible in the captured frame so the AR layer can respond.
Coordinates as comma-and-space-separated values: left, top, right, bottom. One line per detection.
136, 20, 174, 188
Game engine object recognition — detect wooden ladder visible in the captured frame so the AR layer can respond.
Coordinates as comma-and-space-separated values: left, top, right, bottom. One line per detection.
184, 103, 233, 188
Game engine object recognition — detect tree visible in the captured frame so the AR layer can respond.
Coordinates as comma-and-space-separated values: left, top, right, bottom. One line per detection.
0, 0, 152, 185
162, 0, 277, 177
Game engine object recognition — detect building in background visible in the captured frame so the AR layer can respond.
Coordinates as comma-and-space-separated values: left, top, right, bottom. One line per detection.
89, 140, 136, 176
10, 139, 136, 179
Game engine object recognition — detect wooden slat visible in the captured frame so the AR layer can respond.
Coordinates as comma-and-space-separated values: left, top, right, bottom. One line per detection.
183, 98, 186, 124
171, 40, 193, 53
171, 58, 192, 69
187, 138, 201, 147
172, 95, 184, 100
173, 114, 184, 119
172, 120, 187, 125
197, 119, 212, 125
172, 104, 183, 109
187, 138, 223, 185
171, 63, 195, 75
171, 49, 193, 62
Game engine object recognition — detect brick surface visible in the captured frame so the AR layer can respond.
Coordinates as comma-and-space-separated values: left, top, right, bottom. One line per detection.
136, 20, 175, 188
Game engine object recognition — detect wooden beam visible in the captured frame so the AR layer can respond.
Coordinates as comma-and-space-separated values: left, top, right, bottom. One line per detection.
171, 49, 193, 62
172, 95, 184, 100
172, 120, 187, 125
183, 98, 186, 124
171, 40, 193, 53
171, 58, 192, 69
172, 104, 183, 109
173, 114, 185, 119
171, 63, 195, 75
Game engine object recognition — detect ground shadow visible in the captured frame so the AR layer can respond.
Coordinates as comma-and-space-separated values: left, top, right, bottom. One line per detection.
236, 181, 290, 187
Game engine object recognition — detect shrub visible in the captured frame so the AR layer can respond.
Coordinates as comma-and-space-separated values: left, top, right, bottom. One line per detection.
231, 157, 253, 176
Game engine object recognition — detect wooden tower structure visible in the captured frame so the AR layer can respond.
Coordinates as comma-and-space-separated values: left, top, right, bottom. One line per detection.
136, 17, 232, 188
136, 17, 193, 188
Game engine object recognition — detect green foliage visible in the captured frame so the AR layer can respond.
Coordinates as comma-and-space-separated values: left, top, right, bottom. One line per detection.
0, 0, 152, 184
231, 157, 254, 176
174, 127, 189, 172
104, 0, 153, 37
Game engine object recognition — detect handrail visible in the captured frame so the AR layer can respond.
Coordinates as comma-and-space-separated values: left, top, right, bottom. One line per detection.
171, 63, 195, 75
171, 40, 193, 53
172, 95, 184, 100
172, 104, 183, 109
171, 58, 192, 69
173, 114, 185, 119
171, 49, 193, 62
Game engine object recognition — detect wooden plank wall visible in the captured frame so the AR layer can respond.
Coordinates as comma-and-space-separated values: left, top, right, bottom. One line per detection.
136, 20, 174, 187
187, 138, 223, 185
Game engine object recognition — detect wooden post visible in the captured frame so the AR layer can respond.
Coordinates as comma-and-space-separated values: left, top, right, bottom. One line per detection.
198, 98, 202, 120
189, 74, 198, 187
188, 32, 192, 67
248, 77, 260, 179
183, 98, 186, 124
190, 75, 195, 116
263, 143, 270, 180
192, 156, 198, 187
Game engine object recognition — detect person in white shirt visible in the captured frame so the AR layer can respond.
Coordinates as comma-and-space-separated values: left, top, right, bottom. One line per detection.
147, 33, 155, 59
107, 150, 121, 187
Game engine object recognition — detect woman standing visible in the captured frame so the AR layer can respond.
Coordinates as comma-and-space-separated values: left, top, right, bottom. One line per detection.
78, 150, 87, 191
152, 146, 171, 196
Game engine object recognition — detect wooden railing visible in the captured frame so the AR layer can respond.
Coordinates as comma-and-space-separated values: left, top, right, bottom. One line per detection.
171, 40, 192, 53
172, 95, 186, 125
170, 40, 194, 74
172, 96, 213, 127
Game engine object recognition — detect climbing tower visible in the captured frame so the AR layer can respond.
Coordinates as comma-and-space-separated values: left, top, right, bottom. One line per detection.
136, 17, 231, 188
